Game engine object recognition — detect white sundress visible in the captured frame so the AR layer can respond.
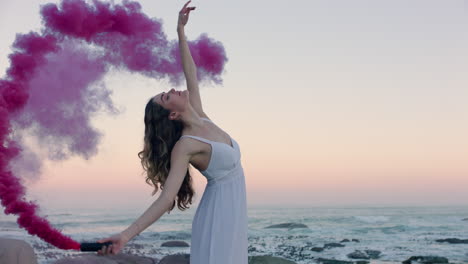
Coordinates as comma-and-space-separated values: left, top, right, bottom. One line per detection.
180, 117, 248, 264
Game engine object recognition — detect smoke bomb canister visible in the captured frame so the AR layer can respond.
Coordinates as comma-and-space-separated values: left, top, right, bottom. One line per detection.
80, 242, 113, 251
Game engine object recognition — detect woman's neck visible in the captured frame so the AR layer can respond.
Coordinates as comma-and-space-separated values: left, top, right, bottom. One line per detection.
180, 105, 205, 132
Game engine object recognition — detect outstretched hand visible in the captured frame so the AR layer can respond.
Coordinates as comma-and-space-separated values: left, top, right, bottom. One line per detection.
178, 0, 196, 28
97, 233, 129, 255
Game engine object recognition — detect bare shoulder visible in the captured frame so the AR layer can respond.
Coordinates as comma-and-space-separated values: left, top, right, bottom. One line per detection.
175, 136, 205, 156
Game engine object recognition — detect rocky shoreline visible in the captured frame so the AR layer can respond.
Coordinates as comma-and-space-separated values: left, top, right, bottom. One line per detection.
2, 220, 466, 264
13, 238, 468, 264
49, 251, 456, 264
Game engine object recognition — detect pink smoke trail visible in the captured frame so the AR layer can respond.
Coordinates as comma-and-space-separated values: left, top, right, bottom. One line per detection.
0, 33, 81, 250
0, 0, 227, 250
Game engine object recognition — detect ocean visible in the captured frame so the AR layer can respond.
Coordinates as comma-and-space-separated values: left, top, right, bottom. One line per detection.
1, 205, 467, 263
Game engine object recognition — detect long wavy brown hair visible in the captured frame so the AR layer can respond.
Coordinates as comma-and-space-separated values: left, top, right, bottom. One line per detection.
138, 97, 195, 213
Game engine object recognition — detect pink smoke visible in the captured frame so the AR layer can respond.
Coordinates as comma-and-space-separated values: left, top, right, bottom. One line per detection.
0, 0, 227, 250
0, 32, 81, 250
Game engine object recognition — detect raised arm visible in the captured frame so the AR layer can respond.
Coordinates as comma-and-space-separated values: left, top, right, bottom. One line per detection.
97, 141, 193, 255
177, 1, 208, 119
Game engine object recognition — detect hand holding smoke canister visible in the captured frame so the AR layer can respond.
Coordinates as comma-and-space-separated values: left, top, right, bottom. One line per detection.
80, 242, 113, 252
94, 231, 133, 254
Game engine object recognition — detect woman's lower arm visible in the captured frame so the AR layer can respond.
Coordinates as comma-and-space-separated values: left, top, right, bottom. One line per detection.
177, 27, 197, 79
120, 196, 172, 242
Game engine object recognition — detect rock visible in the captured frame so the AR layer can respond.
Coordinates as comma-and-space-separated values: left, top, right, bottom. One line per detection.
248, 245, 257, 252
158, 253, 190, 264
311, 247, 324, 252
364, 250, 381, 259
347, 250, 369, 259
435, 238, 468, 244
316, 258, 353, 264
264, 223, 308, 229
160, 241, 189, 247
127, 243, 144, 250
347, 250, 381, 260
340, 239, 350, 243
402, 256, 449, 264
248, 255, 297, 264
351, 239, 360, 242
0, 238, 38, 264
32, 242, 54, 251
53, 253, 157, 264
324, 243, 345, 249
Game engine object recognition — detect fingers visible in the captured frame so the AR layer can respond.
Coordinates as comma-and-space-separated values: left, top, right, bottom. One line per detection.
180, 1, 196, 14
107, 244, 113, 255
97, 236, 111, 243
98, 244, 115, 256
97, 239, 108, 255
183, 1, 191, 10
97, 245, 105, 255
184, 7, 195, 18
180, 0, 191, 13
180, 8, 195, 16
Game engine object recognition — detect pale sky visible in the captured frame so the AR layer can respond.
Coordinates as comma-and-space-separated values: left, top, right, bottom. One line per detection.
0, 0, 467, 210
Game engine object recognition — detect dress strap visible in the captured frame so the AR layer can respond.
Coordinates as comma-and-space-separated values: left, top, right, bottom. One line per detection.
180, 135, 212, 145
201, 117, 214, 123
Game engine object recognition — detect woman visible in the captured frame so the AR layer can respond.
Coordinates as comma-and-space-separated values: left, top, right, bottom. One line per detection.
97, 1, 248, 263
